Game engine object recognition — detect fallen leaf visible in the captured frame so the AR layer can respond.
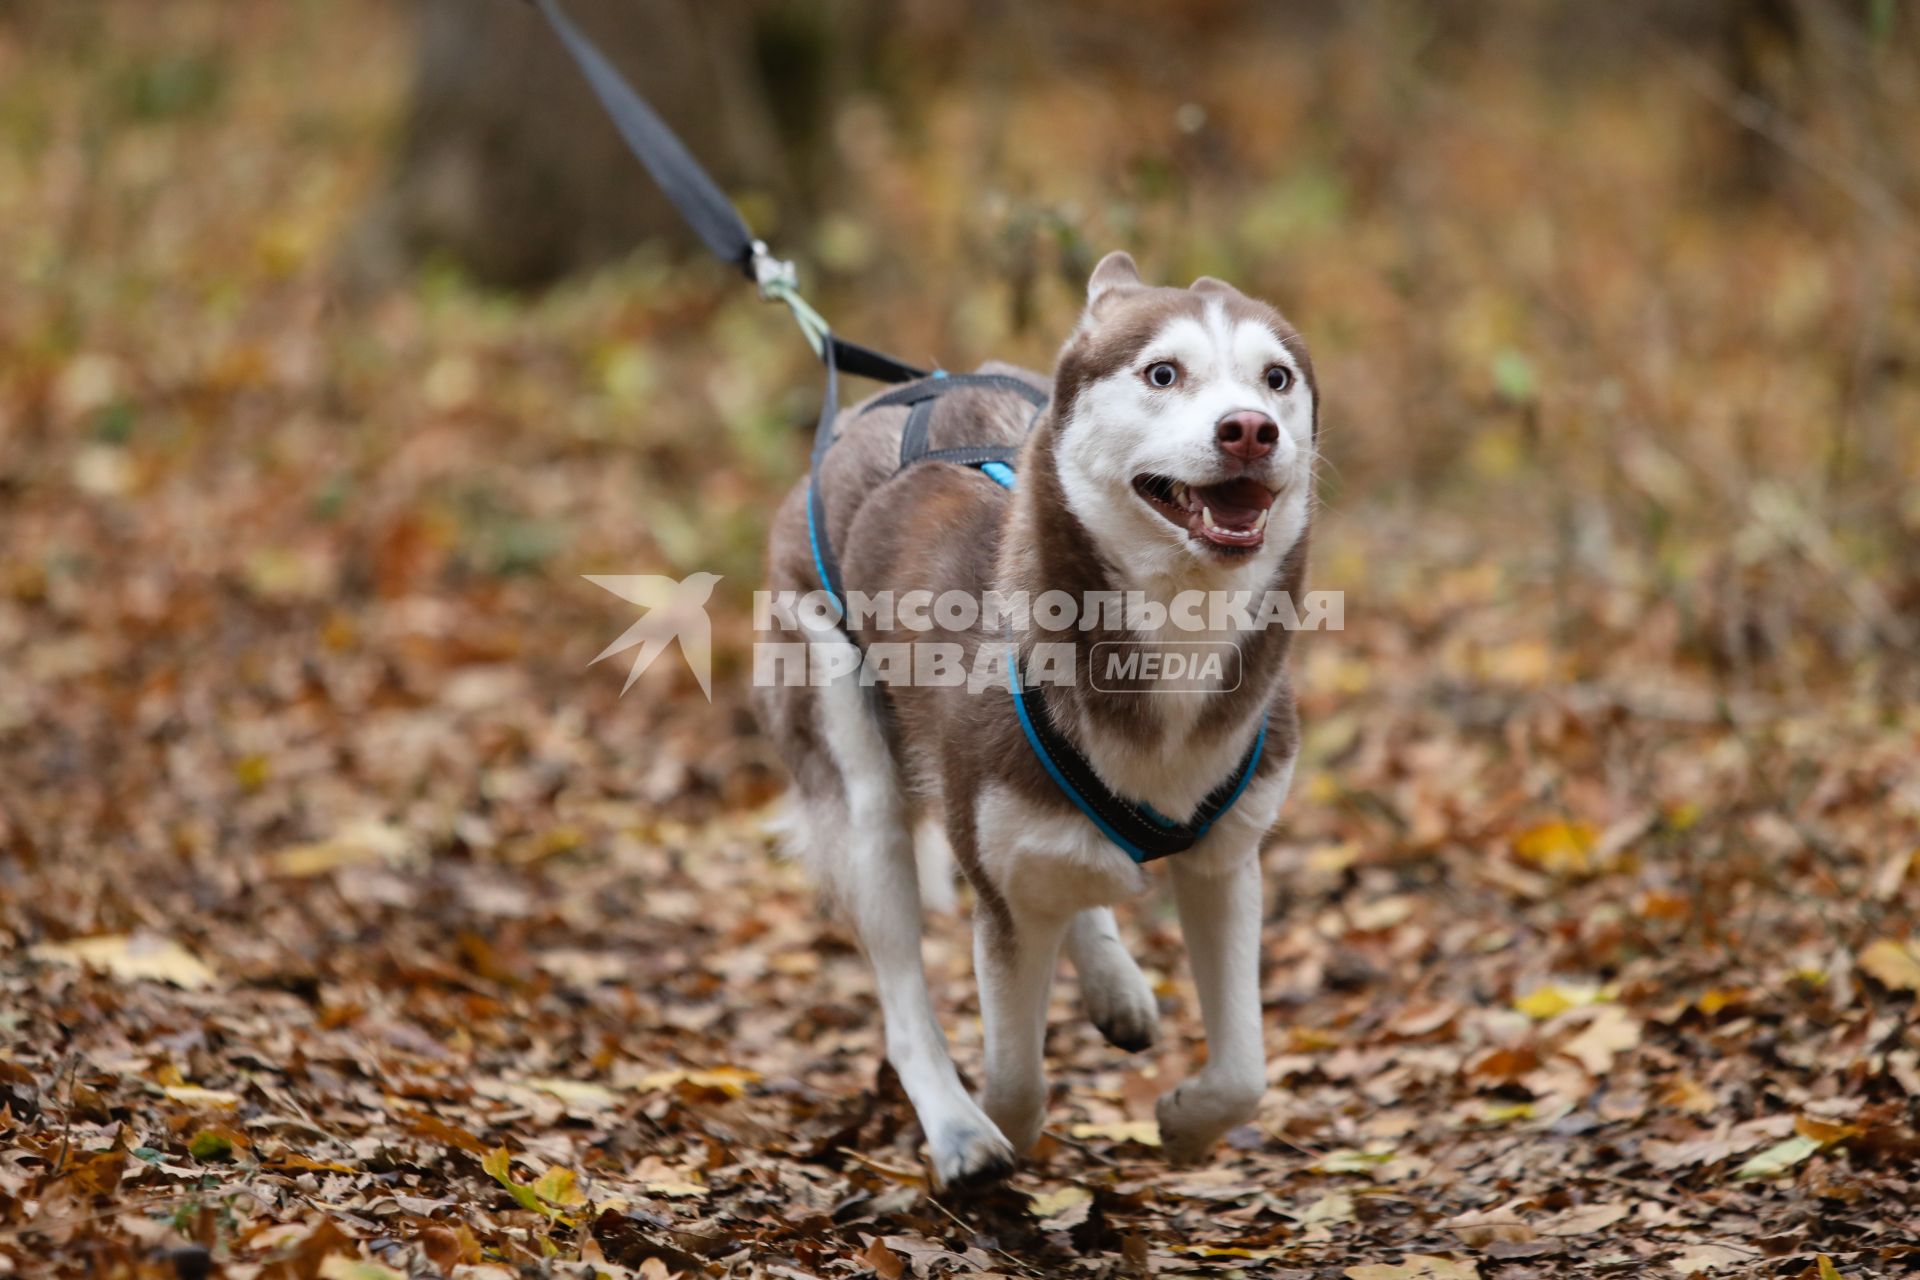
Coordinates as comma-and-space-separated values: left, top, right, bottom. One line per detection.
1560, 1005, 1640, 1075
863, 1238, 905, 1280
1446, 1203, 1536, 1246
265, 820, 412, 877
1858, 939, 1920, 993
31, 934, 217, 989
318, 1258, 405, 1280
1069, 1120, 1161, 1146
1515, 982, 1607, 1020
634, 1065, 760, 1097
1670, 1244, 1753, 1274
1347, 1256, 1480, 1280
1732, 1134, 1821, 1181
1299, 1191, 1356, 1226
1027, 1184, 1093, 1221
1539, 1202, 1628, 1236
162, 1085, 242, 1111
1513, 820, 1596, 876
482, 1147, 573, 1221
1314, 1146, 1396, 1174
187, 1129, 234, 1161
1817, 1256, 1848, 1280
531, 1165, 588, 1208
524, 1078, 622, 1113
631, 1155, 706, 1198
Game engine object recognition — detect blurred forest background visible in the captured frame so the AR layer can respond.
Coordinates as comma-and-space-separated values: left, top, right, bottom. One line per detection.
3, 1, 1919, 1277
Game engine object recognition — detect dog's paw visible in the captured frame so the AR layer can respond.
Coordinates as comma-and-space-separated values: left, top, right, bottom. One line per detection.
1078, 948, 1160, 1052
1155, 1074, 1263, 1165
1084, 967, 1160, 1053
930, 1122, 1017, 1191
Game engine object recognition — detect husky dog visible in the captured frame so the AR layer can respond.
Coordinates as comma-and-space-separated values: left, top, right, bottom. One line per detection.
754, 252, 1315, 1187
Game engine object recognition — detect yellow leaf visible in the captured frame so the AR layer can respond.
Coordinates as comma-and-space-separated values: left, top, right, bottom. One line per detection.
1512, 821, 1595, 876
531, 1166, 588, 1208
635, 1066, 759, 1097
317, 1260, 404, 1280
1858, 939, 1920, 993
265, 821, 411, 878
1068, 1120, 1161, 1146
318, 1259, 405, 1280
1515, 982, 1607, 1020
1313, 1146, 1396, 1174
162, 1085, 242, 1111
31, 934, 217, 990
1027, 1185, 1093, 1219
524, 1078, 622, 1112
1732, 1134, 1821, 1181
1481, 1100, 1534, 1124
483, 1147, 573, 1221
1817, 1255, 1847, 1280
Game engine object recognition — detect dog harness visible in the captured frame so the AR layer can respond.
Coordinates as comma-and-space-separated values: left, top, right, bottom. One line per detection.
807, 372, 1268, 865
531, 0, 1266, 865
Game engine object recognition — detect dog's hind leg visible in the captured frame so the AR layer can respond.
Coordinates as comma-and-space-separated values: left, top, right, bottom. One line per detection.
912, 812, 958, 915
1066, 907, 1159, 1052
802, 628, 1014, 1189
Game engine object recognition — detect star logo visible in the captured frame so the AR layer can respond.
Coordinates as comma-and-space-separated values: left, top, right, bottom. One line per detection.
584, 572, 722, 699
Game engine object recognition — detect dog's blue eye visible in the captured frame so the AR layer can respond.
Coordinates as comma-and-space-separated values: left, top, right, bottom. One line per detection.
1266, 366, 1291, 392
1146, 362, 1178, 388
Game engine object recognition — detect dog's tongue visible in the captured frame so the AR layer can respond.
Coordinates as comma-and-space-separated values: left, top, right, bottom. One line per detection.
1190, 477, 1273, 529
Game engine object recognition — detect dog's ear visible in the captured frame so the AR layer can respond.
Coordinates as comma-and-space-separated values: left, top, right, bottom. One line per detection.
1086, 251, 1142, 307
1189, 275, 1237, 296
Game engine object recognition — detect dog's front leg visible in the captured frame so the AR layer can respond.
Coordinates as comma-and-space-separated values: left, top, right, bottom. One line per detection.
1157, 848, 1266, 1162
974, 902, 1072, 1154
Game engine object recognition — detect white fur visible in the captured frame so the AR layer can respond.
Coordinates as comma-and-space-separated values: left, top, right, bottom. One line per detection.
1055, 296, 1314, 597
797, 614, 1014, 1186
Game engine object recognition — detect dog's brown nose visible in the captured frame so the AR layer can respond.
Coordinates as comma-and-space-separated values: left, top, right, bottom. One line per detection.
1215, 411, 1279, 461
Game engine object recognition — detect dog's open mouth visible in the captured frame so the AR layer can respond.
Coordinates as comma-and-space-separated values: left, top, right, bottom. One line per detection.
1132, 474, 1279, 553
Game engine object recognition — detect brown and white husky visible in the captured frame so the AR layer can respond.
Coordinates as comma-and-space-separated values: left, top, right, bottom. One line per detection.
753, 252, 1317, 1187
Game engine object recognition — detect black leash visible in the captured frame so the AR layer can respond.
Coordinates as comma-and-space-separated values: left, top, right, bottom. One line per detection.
525, 0, 925, 387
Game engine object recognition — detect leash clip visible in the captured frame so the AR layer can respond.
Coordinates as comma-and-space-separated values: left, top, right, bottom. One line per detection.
748, 240, 799, 302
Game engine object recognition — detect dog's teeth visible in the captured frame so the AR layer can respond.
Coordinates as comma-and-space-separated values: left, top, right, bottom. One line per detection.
1201, 505, 1216, 529
1253, 508, 1269, 532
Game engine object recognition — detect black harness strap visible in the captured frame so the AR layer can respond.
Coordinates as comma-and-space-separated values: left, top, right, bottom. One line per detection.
1007, 643, 1270, 865
865, 373, 1049, 415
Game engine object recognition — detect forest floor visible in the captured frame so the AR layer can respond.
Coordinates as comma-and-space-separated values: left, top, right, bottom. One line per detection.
4, 3, 1920, 1278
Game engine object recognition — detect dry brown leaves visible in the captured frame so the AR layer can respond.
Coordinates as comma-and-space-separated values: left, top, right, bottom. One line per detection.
4, 2, 1920, 1277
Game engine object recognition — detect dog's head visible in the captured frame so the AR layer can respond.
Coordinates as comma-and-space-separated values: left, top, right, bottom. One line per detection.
1048, 252, 1316, 582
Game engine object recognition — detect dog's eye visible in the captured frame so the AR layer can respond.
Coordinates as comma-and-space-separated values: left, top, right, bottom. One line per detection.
1265, 365, 1292, 392
1145, 361, 1179, 388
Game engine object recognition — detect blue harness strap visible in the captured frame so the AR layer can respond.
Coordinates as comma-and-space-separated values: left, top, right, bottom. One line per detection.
1005, 643, 1268, 864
